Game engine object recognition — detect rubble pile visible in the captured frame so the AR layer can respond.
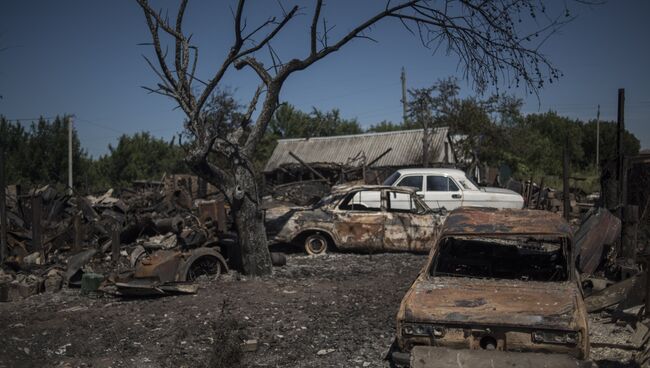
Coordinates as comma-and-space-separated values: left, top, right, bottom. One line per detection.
0, 181, 231, 302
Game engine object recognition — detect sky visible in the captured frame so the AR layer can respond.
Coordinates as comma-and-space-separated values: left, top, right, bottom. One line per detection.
0, 1, 649, 158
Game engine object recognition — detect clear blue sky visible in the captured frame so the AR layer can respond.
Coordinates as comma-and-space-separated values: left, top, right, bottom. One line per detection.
1, 1, 648, 158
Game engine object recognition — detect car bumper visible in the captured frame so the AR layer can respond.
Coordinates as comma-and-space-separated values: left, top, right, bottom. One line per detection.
391, 346, 591, 368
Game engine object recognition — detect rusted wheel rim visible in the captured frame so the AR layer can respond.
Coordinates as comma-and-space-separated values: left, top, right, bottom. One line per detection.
306, 236, 327, 254
187, 256, 221, 281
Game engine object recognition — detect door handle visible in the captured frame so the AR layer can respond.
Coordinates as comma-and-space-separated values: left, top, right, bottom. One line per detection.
451, 194, 461, 199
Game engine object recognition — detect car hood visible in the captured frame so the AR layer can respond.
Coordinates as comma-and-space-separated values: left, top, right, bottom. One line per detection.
402, 277, 580, 330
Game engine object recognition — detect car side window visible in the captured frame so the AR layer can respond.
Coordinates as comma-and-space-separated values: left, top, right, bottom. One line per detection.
338, 190, 381, 211
396, 176, 423, 191
427, 176, 460, 192
386, 191, 415, 212
448, 178, 460, 192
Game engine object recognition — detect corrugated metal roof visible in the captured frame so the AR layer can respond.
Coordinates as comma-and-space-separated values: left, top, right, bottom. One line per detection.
263, 127, 452, 172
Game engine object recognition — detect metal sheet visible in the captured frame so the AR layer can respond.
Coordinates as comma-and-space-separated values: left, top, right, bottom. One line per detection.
263, 128, 451, 172
574, 208, 621, 274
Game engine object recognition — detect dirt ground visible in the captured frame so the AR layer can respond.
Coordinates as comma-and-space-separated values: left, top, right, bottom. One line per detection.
0, 253, 640, 368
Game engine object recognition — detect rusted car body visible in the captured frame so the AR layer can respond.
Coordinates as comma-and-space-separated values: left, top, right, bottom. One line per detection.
265, 185, 444, 254
391, 208, 590, 367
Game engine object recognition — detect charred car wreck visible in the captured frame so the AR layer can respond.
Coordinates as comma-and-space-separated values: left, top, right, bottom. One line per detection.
390, 208, 590, 368
265, 185, 444, 254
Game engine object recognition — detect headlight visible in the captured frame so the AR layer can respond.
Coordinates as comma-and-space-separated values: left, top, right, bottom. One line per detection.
532, 331, 579, 345
402, 324, 446, 337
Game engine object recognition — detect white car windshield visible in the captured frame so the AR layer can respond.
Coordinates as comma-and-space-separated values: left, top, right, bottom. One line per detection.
383, 171, 401, 186
458, 174, 480, 190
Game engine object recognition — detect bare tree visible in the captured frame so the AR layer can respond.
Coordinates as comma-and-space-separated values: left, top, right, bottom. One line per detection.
135, 0, 586, 275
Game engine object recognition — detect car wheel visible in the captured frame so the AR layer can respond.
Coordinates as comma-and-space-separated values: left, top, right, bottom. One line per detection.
186, 255, 222, 281
304, 234, 329, 255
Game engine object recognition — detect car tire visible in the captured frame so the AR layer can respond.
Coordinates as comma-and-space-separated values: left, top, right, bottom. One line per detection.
304, 234, 329, 255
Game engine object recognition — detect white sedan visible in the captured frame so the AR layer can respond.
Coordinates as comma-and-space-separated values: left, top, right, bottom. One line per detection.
383, 168, 524, 210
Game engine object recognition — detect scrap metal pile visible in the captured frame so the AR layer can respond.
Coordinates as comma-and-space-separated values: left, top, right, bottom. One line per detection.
0, 179, 232, 301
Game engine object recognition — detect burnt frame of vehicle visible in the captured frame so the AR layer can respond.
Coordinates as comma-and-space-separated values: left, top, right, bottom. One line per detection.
392, 208, 589, 366
267, 185, 441, 254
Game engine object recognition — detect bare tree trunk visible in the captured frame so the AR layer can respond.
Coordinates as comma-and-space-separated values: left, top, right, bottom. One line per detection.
232, 167, 272, 275
422, 127, 431, 167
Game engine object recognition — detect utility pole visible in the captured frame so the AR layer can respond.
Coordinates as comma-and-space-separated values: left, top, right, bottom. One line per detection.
595, 104, 600, 173
68, 116, 73, 194
616, 89, 625, 208
563, 135, 571, 221
401, 67, 407, 125
0, 147, 6, 265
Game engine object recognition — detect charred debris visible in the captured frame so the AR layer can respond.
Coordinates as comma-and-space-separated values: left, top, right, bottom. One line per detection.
0, 174, 286, 301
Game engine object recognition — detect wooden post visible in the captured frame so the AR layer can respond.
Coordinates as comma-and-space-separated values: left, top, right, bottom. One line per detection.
526, 176, 534, 209
111, 222, 120, 263
366, 148, 392, 168
288, 151, 329, 183
31, 195, 42, 252
563, 137, 571, 221
621, 205, 639, 262
0, 147, 6, 264
536, 177, 545, 210
645, 253, 650, 318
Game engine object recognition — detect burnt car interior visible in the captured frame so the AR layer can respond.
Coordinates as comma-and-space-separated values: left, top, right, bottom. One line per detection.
430, 236, 570, 282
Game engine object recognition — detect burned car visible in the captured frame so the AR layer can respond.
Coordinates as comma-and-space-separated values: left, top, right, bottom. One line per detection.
390, 207, 590, 368
265, 185, 444, 255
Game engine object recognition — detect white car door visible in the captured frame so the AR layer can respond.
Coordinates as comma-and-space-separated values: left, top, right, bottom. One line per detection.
424, 175, 463, 210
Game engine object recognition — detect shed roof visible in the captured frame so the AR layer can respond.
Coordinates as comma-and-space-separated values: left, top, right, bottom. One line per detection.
263, 127, 452, 173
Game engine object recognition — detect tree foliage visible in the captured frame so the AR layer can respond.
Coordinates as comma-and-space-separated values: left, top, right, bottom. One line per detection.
0, 115, 93, 190
95, 132, 187, 189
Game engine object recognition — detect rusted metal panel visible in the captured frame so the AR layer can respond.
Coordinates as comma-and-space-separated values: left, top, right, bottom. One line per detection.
585, 272, 646, 313
409, 346, 591, 368
264, 128, 452, 173
574, 208, 621, 274
403, 279, 580, 330
442, 207, 572, 237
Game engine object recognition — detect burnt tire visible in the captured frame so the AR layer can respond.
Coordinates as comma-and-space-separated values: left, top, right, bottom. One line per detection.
304, 234, 329, 255
186, 255, 222, 281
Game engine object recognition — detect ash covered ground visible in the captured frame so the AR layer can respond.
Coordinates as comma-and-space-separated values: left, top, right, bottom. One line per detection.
0, 253, 639, 368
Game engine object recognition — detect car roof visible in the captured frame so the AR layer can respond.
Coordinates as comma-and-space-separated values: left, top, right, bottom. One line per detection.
441, 207, 572, 237
330, 184, 417, 195
394, 168, 467, 176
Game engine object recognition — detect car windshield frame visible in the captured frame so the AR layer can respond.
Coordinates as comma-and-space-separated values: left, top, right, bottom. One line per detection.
427, 234, 573, 283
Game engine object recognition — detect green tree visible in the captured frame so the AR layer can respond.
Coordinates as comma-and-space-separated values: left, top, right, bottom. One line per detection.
0, 115, 91, 190
581, 120, 640, 168
98, 132, 186, 188
367, 120, 403, 133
